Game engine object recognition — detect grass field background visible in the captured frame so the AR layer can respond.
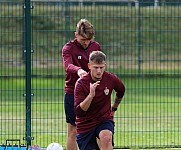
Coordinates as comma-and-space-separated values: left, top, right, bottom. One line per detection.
1, 1, 181, 149
1, 72, 181, 149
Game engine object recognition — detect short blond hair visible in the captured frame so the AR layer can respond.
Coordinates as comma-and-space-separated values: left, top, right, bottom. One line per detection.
76, 19, 94, 40
89, 51, 106, 64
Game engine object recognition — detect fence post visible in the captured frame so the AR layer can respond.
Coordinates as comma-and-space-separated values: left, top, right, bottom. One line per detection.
137, 0, 141, 76
65, 0, 70, 42
24, 0, 32, 147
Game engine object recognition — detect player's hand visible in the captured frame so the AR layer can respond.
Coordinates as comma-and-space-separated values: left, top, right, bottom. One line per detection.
89, 81, 100, 97
77, 69, 87, 78
111, 111, 115, 116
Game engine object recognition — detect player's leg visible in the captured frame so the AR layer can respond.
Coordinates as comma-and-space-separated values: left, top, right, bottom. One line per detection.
99, 130, 113, 150
96, 120, 114, 150
66, 123, 78, 150
64, 93, 78, 150
76, 129, 100, 150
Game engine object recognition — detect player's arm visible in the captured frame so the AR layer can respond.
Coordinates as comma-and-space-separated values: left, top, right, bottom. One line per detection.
111, 74, 125, 112
62, 44, 81, 73
111, 96, 123, 112
62, 45, 87, 77
80, 81, 100, 111
79, 92, 94, 111
75, 81, 100, 116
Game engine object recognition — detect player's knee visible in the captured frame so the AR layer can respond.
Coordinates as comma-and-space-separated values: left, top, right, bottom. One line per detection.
99, 130, 112, 144
68, 124, 76, 137
102, 135, 112, 144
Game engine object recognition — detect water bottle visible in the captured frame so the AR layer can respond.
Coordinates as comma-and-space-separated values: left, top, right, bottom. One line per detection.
6, 144, 12, 150
12, 144, 18, 150
20, 144, 26, 150
0, 144, 6, 150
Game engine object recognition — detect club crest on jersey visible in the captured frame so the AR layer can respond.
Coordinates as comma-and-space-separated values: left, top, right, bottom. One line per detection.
104, 87, 109, 95
78, 55, 82, 59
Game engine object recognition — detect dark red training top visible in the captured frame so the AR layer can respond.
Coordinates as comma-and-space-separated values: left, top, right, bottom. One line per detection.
62, 38, 101, 94
74, 71, 125, 134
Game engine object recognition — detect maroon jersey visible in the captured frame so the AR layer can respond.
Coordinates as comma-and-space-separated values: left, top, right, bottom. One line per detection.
62, 38, 101, 94
74, 71, 125, 134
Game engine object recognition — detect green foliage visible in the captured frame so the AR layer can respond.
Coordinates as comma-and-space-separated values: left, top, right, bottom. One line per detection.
1, 3, 181, 63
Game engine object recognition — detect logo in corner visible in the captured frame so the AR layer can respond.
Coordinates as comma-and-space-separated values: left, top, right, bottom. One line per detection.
78, 55, 82, 59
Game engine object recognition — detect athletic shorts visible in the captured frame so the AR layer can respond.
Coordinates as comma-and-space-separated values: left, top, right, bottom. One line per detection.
76, 120, 115, 150
64, 93, 76, 126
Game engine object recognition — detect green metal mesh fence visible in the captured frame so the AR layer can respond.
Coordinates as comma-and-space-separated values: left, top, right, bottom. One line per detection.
0, 0, 26, 146
0, 0, 181, 149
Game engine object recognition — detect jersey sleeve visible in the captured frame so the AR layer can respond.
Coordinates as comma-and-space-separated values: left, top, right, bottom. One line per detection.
112, 74, 125, 98
62, 43, 81, 74
74, 79, 87, 117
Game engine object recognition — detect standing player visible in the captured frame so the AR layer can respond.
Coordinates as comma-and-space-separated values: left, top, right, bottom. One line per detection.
62, 19, 101, 150
74, 51, 125, 150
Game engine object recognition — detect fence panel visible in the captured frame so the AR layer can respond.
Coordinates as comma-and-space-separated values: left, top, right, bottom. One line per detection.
0, 0, 27, 146
30, 1, 66, 147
